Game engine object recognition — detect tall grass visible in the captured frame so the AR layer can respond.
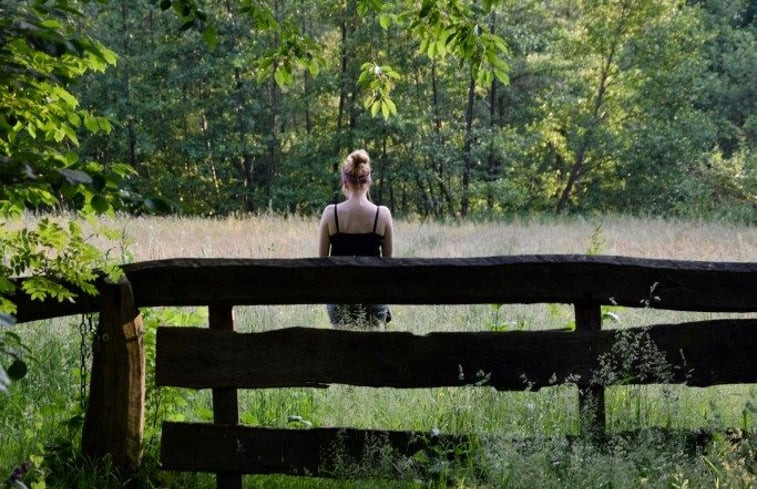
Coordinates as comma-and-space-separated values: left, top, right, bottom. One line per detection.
97, 213, 754, 261
2, 214, 755, 488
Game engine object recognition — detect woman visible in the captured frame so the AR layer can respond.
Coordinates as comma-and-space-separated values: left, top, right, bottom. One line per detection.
318, 149, 394, 328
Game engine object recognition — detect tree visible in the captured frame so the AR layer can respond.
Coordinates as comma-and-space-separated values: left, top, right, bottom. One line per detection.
0, 0, 127, 389
549, 0, 664, 213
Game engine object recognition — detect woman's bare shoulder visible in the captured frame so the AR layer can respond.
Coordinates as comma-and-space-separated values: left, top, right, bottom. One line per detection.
321, 203, 337, 214
319, 203, 337, 223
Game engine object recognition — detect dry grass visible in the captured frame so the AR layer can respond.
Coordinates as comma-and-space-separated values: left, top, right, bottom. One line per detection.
99, 213, 756, 262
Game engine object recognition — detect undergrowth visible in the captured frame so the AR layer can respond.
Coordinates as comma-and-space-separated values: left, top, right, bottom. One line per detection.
2, 309, 754, 488
2, 216, 755, 488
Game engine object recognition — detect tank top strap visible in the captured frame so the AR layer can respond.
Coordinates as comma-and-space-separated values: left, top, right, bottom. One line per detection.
372, 205, 380, 233
333, 204, 340, 233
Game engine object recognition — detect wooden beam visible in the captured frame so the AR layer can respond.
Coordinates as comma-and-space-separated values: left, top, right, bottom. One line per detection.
12, 256, 757, 323
160, 422, 729, 478
575, 303, 605, 438
156, 319, 757, 391
208, 304, 241, 489
11, 279, 100, 323
123, 256, 757, 311
82, 277, 145, 468
160, 422, 468, 477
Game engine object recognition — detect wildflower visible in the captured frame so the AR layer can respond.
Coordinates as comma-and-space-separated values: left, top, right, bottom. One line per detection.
5, 461, 31, 487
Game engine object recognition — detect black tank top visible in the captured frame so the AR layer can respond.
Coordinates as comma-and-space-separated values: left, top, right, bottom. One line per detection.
329, 205, 384, 257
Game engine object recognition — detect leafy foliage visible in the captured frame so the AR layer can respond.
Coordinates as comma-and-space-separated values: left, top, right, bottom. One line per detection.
0, 1, 123, 217
0, 1, 128, 390
0, 317, 31, 397
63, 0, 755, 220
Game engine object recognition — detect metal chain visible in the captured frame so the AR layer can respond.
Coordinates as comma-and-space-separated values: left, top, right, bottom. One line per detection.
78, 313, 96, 410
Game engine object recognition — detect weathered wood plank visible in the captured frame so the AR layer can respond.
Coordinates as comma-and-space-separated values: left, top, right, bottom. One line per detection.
208, 305, 241, 489
11, 280, 100, 323
160, 422, 726, 477
82, 278, 145, 468
156, 319, 757, 391
123, 256, 757, 311
12, 256, 757, 323
160, 422, 467, 477
575, 304, 605, 438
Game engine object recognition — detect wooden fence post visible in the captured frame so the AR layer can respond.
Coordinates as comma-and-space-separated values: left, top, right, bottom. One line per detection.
82, 276, 145, 468
209, 304, 241, 489
574, 303, 605, 439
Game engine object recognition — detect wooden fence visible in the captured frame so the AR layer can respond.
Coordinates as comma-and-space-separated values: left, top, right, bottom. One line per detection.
12, 255, 757, 489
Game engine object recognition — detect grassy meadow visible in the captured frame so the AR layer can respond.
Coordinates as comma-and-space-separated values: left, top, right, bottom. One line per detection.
2, 214, 756, 488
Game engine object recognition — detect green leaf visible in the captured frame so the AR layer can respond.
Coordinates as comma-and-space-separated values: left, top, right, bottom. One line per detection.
419, 36, 430, 56
52, 86, 79, 108
7, 359, 27, 381
384, 97, 397, 116
202, 26, 217, 48
427, 39, 437, 58
379, 14, 392, 30
83, 114, 99, 133
101, 47, 118, 66
381, 100, 390, 119
89, 194, 111, 214
273, 65, 293, 87
419, 0, 433, 18
179, 20, 195, 32
97, 117, 113, 133
40, 19, 63, 30
31, 479, 47, 489
0, 275, 16, 295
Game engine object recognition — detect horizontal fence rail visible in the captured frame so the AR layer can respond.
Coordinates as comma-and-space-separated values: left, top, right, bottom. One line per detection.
160, 422, 467, 478
155, 320, 757, 391
12, 255, 757, 323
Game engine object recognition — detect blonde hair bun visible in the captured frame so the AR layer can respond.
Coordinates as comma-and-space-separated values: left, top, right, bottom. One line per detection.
342, 149, 372, 183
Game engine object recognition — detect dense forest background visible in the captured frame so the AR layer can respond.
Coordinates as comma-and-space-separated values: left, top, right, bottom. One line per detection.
69, 0, 756, 220
20, 0, 757, 220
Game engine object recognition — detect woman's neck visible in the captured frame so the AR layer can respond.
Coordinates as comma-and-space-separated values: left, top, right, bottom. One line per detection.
345, 190, 370, 203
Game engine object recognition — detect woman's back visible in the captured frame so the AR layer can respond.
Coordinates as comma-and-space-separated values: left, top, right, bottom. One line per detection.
329, 203, 383, 257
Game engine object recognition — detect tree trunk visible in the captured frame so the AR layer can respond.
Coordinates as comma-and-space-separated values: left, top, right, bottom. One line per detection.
555, 143, 587, 214
265, 0, 281, 209
233, 66, 255, 213
555, 20, 620, 214
266, 77, 278, 209
486, 11, 500, 211
461, 74, 476, 217
332, 0, 358, 201
304, 70, 312, 135
345, 0, 359, 146
414, 172, 432, 217
429, 62, 453, 217
242, 153, 254, 213
119, 0, 139, 174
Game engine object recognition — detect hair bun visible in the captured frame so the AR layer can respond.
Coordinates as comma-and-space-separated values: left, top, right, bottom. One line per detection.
349, 149, 370, 168
342, 149, 372, 186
